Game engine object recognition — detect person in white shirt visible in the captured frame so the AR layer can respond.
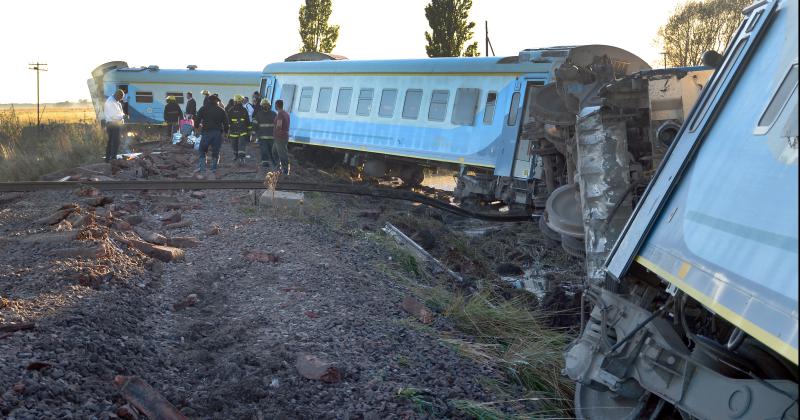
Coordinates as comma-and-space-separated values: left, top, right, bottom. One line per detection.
103, 89, 126, 162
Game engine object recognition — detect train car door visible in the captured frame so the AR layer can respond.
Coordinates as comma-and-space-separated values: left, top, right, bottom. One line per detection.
510, 80, 544, 179
260, 77, 275, 103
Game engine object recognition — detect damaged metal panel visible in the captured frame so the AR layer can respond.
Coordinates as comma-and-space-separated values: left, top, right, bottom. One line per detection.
576, 107, 631, 285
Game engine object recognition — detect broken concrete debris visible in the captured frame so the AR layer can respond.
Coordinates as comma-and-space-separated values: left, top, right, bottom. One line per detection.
295, 353, 342, 383
113, 375, 187, 420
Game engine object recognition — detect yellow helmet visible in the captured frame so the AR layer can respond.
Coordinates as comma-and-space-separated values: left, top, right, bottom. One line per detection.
166, 95, 176, 102
233, 94, 244, 103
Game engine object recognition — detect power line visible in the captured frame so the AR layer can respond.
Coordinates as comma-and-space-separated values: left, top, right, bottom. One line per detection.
28, 62, 48, 128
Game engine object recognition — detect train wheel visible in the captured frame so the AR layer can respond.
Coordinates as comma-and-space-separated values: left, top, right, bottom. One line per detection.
575, 383, 648, 420
399, 165, 424, 187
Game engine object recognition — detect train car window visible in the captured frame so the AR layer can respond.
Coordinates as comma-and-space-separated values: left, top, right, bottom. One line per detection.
757, 64, 798, 131
428, 90, 449, 121
402, 89, 423, 119
452, 88, 480, 126
379, 89, 398, 118
357, 88, 374, 116
317, 87, 332, 113
298, 87, 314, 112
483, 92, 497, 124
281, 84, 296, 111
259, 78, 267, 96
507, 92, 520, 125
166, 92, 184, 104
135, 91, 153, 104
336, 88, 353, 114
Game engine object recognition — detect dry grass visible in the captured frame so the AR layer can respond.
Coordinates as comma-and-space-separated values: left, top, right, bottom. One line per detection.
421, 287, 576, 418
0, 105, 96, 125
0, 106, 105, 181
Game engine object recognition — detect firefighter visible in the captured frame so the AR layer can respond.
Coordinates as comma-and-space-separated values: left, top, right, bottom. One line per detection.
251, 99, 277, 174
227, 94, 251, 165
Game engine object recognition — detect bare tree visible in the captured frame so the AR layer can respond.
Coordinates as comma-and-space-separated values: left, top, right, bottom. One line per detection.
656, 0, 749, 67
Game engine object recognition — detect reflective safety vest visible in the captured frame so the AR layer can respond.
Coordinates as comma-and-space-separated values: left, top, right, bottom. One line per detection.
251, 108, 277, 140
228, 104, 250, 138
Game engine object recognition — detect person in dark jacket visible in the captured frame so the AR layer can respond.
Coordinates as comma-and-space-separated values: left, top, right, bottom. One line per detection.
163, 96, 183, 141
201, 90, 211, 107
228, 95, 251, 165
251, 99, 277, 172
185, 92, 197, 117
194, 95, 229, 178
225, 99, 234, 113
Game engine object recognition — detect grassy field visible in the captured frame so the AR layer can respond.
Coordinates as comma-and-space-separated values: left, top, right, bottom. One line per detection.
0, 106, 104, 182
0, 105, 96, 125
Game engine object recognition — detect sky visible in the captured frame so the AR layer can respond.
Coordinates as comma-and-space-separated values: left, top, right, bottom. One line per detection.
1, 0, 683, 104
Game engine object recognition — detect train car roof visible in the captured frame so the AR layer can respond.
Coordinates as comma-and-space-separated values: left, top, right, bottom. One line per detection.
262, 45, 650, 76
104, 68, 260, 84
263, 56, 558, 75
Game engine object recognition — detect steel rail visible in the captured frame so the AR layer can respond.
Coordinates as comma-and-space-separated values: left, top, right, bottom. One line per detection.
0, 180, 532, 222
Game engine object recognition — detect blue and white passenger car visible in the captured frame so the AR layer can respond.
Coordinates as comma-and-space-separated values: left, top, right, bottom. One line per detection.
88, 61, 260, 124
259, 46, 650, 189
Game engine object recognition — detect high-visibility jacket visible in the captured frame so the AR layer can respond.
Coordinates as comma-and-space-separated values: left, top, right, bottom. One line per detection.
251, 107, 277, 140
227, 104, 250, 138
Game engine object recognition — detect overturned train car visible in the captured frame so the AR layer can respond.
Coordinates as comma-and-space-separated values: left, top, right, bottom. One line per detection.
562, 0, 798, 418
87, 62, 260, 124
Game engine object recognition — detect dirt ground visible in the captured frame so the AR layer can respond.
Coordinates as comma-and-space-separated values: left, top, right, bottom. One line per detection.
0, 141, 582, 419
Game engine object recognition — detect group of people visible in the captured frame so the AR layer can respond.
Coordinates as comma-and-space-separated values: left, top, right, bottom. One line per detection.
192, 90, 291, 179
102, 89, 291, 178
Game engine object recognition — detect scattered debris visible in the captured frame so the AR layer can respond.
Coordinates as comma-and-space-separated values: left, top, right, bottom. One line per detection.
401, 296, 435, 324
159, 210, 182, 225
165, 236, 201, 248
163, 220, 192, 230
244, 250, 281, 263
118, 238, 185, 262
25, 361, 52, 371
190, 191, 206, 199
173, 294, 199, 311
496, 262, 524, 276
383, 222, 463, 283
205, 224, 221, 236
304, 311, 319, 319
295, 353, 341, 383
113, 375, 187, 420
133, 227, 167, 245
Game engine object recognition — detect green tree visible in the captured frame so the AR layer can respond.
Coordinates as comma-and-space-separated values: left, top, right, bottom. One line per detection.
298, 0, 340, 53
424, 0, 480, 57
656, 0, 749, 67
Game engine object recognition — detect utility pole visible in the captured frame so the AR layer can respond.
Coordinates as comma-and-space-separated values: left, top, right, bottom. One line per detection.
484, 21, 495, 57
28, 62, 48, 128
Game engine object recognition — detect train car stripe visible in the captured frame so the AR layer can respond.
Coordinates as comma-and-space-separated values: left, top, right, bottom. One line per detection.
287, 139, 494, 168
635, 255, 799, 365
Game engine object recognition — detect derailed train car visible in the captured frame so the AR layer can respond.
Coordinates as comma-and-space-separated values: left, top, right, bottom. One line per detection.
87, 62, 259, 124
258, 46, 652, 187
558, 0, 798, 418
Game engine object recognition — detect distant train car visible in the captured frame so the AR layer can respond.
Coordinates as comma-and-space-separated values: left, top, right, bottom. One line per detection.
258, 46, 650, 187
87, 62, 260, 124
563, 0, 798, 418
